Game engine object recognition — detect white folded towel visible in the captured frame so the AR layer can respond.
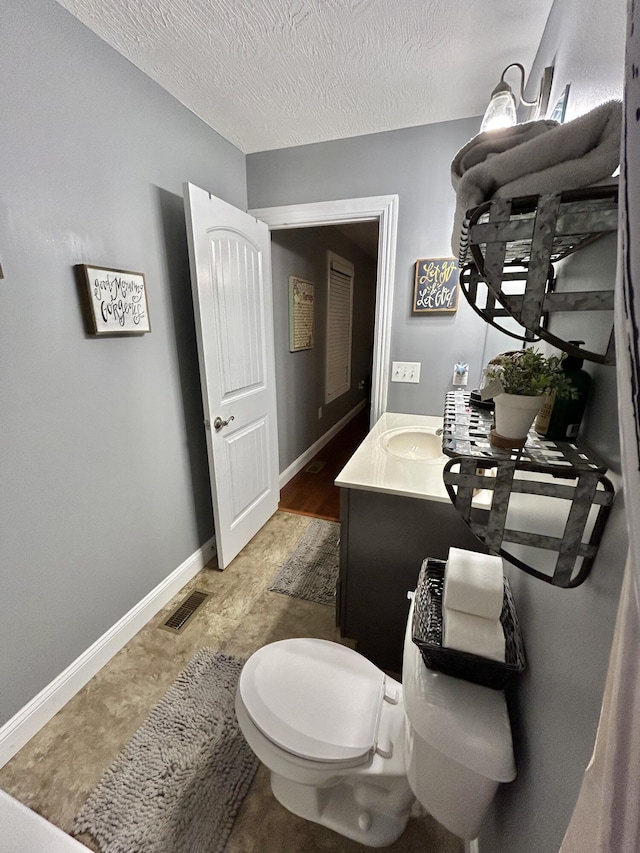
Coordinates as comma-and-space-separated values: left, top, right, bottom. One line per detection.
442, 605, 506, 662
443, 547, 504, 621
450, 99, 623, 256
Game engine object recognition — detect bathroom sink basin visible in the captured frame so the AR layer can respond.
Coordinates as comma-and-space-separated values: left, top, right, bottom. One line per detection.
379, 428, 445, 461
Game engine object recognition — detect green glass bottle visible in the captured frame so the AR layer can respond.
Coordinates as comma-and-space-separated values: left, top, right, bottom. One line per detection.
543, 344, 592, 441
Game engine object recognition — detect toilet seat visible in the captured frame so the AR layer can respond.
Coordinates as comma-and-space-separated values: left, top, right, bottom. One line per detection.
239, 638, 386, 764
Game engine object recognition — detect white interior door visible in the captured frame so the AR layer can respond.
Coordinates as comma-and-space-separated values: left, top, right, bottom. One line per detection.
183, 183, 279, 569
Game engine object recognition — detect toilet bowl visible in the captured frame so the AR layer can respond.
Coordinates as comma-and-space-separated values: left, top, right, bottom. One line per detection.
235, 602, 516, 846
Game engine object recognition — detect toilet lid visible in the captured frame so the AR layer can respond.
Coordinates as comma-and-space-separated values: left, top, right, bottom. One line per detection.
239, 638, 386, 763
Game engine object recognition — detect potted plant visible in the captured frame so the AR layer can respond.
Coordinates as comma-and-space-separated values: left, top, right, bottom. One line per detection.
485, 349, 575, 448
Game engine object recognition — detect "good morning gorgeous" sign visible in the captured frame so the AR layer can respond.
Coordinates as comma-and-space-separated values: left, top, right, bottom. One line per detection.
79, 265, 151, 334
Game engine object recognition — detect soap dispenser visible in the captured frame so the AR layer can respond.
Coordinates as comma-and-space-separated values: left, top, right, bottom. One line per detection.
537, 342, 592, 441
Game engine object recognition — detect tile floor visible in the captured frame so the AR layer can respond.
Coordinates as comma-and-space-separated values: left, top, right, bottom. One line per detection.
0, 511, 463, 853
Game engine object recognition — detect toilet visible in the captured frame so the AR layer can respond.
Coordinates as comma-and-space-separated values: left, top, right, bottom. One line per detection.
235, 601, 516, 846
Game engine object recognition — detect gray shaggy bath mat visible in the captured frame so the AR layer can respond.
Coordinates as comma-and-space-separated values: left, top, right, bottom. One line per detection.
74, 650, 258, 853
268, 518, 340, 606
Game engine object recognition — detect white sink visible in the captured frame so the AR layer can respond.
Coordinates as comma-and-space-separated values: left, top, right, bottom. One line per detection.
379, 427, 445, 461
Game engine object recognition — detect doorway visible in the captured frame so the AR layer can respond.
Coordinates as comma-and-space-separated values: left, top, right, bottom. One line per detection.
249, 195, 399, 426
249, 196, 398, 520
274, 220, 378, 520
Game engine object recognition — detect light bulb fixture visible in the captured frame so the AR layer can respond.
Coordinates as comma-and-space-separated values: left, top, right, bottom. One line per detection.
480, 63, 554, 133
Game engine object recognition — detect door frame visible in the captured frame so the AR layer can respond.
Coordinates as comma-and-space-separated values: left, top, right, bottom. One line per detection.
249, 195, 399, 425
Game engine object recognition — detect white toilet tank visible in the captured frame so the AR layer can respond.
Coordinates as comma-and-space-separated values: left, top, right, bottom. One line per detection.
401, 602, 516, 841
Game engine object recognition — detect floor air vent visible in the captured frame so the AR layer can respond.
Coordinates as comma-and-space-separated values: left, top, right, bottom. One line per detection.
160, 589, 209, 633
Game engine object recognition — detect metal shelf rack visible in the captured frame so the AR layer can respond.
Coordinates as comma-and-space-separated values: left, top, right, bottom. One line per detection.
458, 184, 618, 364
441, 392, 615, 588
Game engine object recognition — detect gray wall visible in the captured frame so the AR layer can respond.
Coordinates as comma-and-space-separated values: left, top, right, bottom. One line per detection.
478, 1, 628, 851
271, 226, 376, 471
0, 0, 246, 725
247, 118, 517, 416
524, 0, 626, 122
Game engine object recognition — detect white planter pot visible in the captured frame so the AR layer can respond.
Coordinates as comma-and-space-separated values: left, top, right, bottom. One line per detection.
492, 393, 543, 447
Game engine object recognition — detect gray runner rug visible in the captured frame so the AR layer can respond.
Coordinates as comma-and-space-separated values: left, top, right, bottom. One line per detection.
268, 518, 340, 606
74, 650, 258, 853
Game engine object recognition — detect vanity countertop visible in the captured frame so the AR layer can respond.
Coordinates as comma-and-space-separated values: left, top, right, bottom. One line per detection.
335, 412, 451, 502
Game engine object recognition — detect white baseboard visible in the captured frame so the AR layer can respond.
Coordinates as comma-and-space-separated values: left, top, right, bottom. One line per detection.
279, 399, 367, 488
0, 536, 216, 769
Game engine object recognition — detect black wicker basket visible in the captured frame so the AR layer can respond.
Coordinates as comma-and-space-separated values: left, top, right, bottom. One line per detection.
412, 558, 526, 690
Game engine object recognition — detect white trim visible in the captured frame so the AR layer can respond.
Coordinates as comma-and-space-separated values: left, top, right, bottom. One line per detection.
249, 195, 399, 425
0, 536, 216, 769
466, 839, 481, 853
279, 399, 366, 488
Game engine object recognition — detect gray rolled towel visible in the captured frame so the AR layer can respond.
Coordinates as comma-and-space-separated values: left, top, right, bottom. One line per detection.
451, 99, 622, 256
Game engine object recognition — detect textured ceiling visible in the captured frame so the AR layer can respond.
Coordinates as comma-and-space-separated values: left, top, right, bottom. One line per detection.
56, 0, 554, 153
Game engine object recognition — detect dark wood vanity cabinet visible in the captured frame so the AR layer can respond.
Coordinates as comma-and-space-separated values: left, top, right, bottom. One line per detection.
337, 487, 489, 673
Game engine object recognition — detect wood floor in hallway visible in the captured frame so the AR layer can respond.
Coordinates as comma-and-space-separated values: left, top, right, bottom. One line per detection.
278, 408, 370, 521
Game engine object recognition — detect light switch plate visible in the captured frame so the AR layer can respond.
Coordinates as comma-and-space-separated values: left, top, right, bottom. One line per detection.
391, 361, 421, 383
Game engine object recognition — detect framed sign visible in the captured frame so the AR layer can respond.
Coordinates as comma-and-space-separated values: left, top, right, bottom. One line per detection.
413, 258, 459, 314
549, 83, 571, 123
288, 276, 314, 351
77, 265, 151, 335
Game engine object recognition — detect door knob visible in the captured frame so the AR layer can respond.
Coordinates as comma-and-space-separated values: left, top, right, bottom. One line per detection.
213, 415, 235, 430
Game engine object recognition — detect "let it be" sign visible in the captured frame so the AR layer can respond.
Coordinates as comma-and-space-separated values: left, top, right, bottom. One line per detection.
413, 258, 459, 314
